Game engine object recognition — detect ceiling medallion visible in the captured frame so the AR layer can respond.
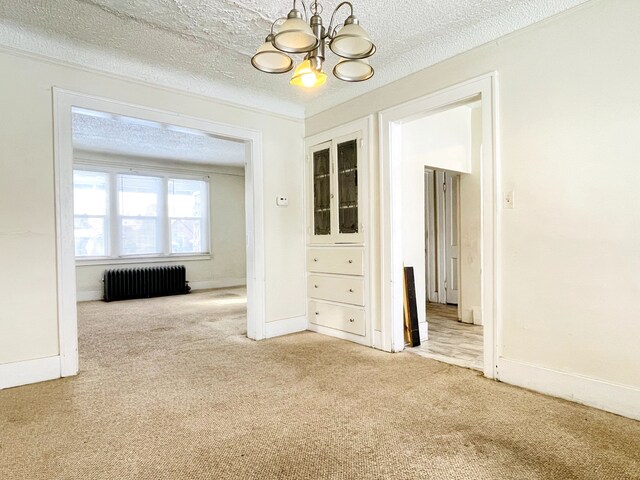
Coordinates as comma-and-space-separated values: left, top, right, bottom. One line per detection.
251, 1, 376, 88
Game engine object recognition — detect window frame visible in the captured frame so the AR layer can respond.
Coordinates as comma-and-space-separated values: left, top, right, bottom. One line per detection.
73, 164, 211, 265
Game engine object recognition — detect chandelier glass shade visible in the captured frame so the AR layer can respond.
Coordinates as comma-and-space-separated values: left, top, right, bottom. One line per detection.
251, 34, 294, 74
333, 58, 374, 82
273, 12, 319, 53
251, 1, 376, 88
329, 20, 376, 59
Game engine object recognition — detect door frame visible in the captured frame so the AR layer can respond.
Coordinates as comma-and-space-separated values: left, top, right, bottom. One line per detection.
378, 74, 499, 378
53, 89, 266, 377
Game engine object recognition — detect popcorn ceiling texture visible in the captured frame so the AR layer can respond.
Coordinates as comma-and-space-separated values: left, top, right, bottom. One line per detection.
73, 110, 247, 166
0, 0, 589, 117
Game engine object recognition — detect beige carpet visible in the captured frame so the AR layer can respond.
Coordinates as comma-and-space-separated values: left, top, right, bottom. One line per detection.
1, 288, 639, 480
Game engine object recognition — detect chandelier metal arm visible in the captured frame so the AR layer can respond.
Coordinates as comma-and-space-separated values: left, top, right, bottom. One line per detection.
269, 17, 287, 35
292, 0, 310, 21
327, 1, 354, 37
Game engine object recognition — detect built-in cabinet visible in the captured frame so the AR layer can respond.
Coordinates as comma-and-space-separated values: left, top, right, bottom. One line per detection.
309, 133, 363, 244
306, 121, 371, 346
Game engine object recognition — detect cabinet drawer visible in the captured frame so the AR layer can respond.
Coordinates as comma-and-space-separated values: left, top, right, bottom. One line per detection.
308, 275, 364, 306
307, 248, 363, 275
309, 301, 366, 336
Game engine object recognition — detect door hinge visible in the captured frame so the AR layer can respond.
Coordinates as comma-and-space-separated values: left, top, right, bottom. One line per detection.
360, 138, 364, 148
443, 182, 447, 192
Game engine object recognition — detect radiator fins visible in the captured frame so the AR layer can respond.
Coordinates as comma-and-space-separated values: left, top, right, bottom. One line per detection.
103, 265, 191, 302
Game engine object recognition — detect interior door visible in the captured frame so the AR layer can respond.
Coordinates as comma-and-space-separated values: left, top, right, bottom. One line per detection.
444, 172, 460, 304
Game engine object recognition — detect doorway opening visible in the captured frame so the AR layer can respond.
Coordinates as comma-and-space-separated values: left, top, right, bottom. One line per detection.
378, 74, 497, 378
53, 90, 266, 378
399, 101, 484, 370
70, 106, 249, 370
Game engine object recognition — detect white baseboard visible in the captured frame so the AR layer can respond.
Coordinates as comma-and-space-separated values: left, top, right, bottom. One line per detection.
264, 315, 307, 339
498, 358, 640, 420
190, 278, 246, 291
418, 321, 428, 341
0, 356, 61, 390
77, 290, 102, 302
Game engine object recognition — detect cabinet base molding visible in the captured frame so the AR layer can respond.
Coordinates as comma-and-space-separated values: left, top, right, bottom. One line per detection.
308, 323, 371, 347
264, 316, 308, 339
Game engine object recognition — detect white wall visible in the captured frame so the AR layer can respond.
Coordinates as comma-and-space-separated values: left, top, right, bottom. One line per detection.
74, 152, 246, 301
0, 48, 306, 366
307, 0, 640, 391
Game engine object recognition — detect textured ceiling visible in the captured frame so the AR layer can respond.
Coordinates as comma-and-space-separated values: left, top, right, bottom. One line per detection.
0, 0, 589, 117
72, 108, 247, 166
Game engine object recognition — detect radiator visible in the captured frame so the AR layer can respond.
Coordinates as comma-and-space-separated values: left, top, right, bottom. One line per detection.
103, 265, 191, 302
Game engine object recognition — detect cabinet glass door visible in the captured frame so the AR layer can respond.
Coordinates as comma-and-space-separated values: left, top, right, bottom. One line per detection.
312, 147, 331, 236
336, 139, 358, 234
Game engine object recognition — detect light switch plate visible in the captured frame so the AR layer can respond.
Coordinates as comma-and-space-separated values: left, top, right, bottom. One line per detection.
276, 196, 289, 206
503, 191, 514, 209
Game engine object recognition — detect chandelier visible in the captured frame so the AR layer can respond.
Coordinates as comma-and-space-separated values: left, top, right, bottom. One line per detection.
251, 1, 376, 88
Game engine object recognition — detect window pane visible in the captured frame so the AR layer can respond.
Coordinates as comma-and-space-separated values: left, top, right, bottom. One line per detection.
313, 148, 331, 236
119, 175, 161, 217
74, 216, 105, 256
121, 218, 159, 255
73, 170, 108, 216
337, 139, 358, 234
171, 219, 203, 254
168, 179, 205, 218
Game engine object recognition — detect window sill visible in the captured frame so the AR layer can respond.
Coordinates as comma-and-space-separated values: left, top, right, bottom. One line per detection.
76, 254, 211, 267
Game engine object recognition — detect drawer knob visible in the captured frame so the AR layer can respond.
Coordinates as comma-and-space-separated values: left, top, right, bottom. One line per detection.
349, 318, 355, 323
313, 258, 318, 262
314, 285, 318, 288
349, 288, 354, 293
348, 259, 353, 264
315, 312, 319, 315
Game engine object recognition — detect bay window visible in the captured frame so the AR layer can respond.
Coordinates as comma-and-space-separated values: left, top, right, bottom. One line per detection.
73, 167, 209, 260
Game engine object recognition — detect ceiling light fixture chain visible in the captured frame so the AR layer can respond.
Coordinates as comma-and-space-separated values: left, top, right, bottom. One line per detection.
251, 0, 376, 88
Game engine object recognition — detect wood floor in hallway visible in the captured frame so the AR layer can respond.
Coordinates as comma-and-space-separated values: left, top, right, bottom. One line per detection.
409, 302, 484, 370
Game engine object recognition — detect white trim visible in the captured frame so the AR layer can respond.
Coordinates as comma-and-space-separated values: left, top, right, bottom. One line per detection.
76, 291, 103, 302
373, 330, 383, 349
189, 279, 247, 291
378, 73, 499, 379
307, 323, 370, 347
264, 316, 308, 339
53, 89, 267, 380
498, 358, 640, 421
418, 321, 428, 342
0, 357, 61, 390
76, 254, 211, 266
